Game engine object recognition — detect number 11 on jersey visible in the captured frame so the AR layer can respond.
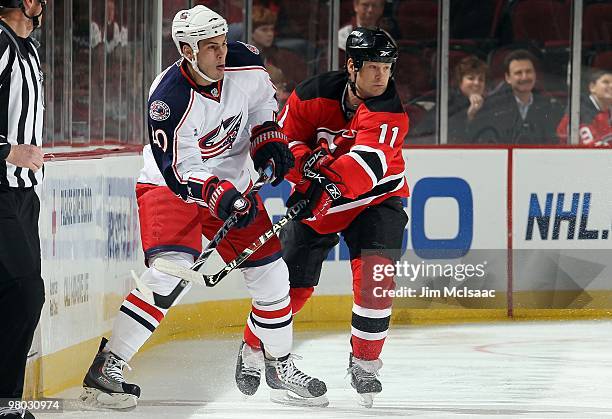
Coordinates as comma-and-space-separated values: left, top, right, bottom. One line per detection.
378, 123, 399, 147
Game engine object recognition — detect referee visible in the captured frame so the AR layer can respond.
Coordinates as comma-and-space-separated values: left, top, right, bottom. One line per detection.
0, 1, 47, 418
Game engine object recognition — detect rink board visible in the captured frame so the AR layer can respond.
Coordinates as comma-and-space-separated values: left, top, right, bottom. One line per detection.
512, 149, 612, 311
26, 148, 612, 397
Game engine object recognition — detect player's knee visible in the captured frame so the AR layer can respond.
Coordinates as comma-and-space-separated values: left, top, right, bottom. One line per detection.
144, 252, 194, 309
242, 257, 289, 303
289, 274, 319, 288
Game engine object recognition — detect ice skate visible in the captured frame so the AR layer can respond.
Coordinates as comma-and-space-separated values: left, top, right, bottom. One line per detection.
79, 337, 141, 409
0, 407, 34, 418
265, 353, 328, 407
347, 353, 383, 408
235, 341, 264, 396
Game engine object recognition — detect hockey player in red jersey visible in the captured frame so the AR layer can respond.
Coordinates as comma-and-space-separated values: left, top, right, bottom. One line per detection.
80, 5, 327, 409
237, 27, 409, 407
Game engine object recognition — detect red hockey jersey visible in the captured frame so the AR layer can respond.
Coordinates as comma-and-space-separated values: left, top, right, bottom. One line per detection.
557, 95, 612, 147
279, 71, 409, 234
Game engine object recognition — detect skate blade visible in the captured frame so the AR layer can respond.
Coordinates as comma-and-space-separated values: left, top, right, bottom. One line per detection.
79, 387, 138, 410
270, 389, 329, 407
357, 392, 375, 408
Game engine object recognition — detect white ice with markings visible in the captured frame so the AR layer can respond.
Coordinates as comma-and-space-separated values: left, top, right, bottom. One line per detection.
38, 321, 612, 418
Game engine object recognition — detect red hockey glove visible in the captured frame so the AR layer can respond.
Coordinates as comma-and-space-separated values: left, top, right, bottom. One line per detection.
250, 121, 295, 186
205, 180, 258, 228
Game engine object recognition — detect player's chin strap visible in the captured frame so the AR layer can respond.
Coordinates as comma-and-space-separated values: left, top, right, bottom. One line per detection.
187, 51, 221, 83
21, 0, 46, 29
347, 71, 367, 102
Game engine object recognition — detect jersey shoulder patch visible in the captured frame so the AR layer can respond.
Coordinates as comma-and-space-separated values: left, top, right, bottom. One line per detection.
295, 71, 347, 102
364, 80, 405, 114
148, 66, 192, 125
225, 42, 265, 68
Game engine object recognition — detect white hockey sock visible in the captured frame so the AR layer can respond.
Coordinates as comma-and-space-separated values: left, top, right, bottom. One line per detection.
107, 252, 193, 361
107, 287, 169, 362
247, 295, 293, 358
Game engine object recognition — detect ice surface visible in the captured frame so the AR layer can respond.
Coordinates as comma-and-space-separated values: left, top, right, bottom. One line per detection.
38, 321, 612, 418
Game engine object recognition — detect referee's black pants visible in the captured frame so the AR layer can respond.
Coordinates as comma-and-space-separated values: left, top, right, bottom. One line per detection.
0, 186, 45, 398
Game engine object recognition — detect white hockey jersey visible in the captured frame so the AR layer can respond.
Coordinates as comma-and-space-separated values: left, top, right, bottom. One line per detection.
138, 42, 278, 205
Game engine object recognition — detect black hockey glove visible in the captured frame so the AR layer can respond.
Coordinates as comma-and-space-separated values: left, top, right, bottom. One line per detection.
250, 121, 295, 186
205, 180, 259, 228
286, 170, 343, 221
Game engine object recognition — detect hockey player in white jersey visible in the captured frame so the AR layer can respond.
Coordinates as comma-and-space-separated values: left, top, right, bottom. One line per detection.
80, 5, 327, 409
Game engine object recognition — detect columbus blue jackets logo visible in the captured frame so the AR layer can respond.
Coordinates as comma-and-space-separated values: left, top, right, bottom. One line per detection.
149, 100, 170, 121
199, 113, 243, 159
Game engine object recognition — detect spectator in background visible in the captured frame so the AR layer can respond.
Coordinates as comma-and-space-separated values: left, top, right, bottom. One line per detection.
251, 5, 276, 59
251, 5, 293, 107
90, 0, 127, 53
339, 0, 399, 51
556, 69, 612, 147
410, 56, 488, 143
471, 49, 561, 144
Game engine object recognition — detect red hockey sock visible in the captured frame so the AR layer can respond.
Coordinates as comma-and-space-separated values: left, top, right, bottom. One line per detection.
290, 286, 314, 313
351, 335, 386, 361
243, 323, 261, 349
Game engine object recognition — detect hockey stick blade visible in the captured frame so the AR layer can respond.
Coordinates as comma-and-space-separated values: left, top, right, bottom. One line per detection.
152, 199, 308, 286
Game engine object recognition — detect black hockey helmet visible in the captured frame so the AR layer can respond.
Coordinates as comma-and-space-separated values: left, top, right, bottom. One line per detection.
345, 27, 398, 73
0, 0, 24, 8
0, 0, 46, 29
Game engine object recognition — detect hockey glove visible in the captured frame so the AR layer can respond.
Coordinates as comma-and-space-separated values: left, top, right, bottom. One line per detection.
287, 142, 336, 202
250, 121, 295, 186
205, 180, 258, 228
301, 141, 334, 174
287, 166, 344, 221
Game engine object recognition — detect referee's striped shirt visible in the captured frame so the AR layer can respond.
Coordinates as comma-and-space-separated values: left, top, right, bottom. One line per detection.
0, 19, 44, 188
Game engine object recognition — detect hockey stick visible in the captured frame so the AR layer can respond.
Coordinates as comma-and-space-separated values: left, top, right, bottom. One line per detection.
190, 164, 275, 272
152, 199, 309, 287
132, 164, 274, 303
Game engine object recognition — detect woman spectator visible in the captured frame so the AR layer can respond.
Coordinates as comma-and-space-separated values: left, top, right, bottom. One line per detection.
557, 69, 612, 147
250, 5, 300, 103
251, 5, 277, 56
410, 56, 488, 144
